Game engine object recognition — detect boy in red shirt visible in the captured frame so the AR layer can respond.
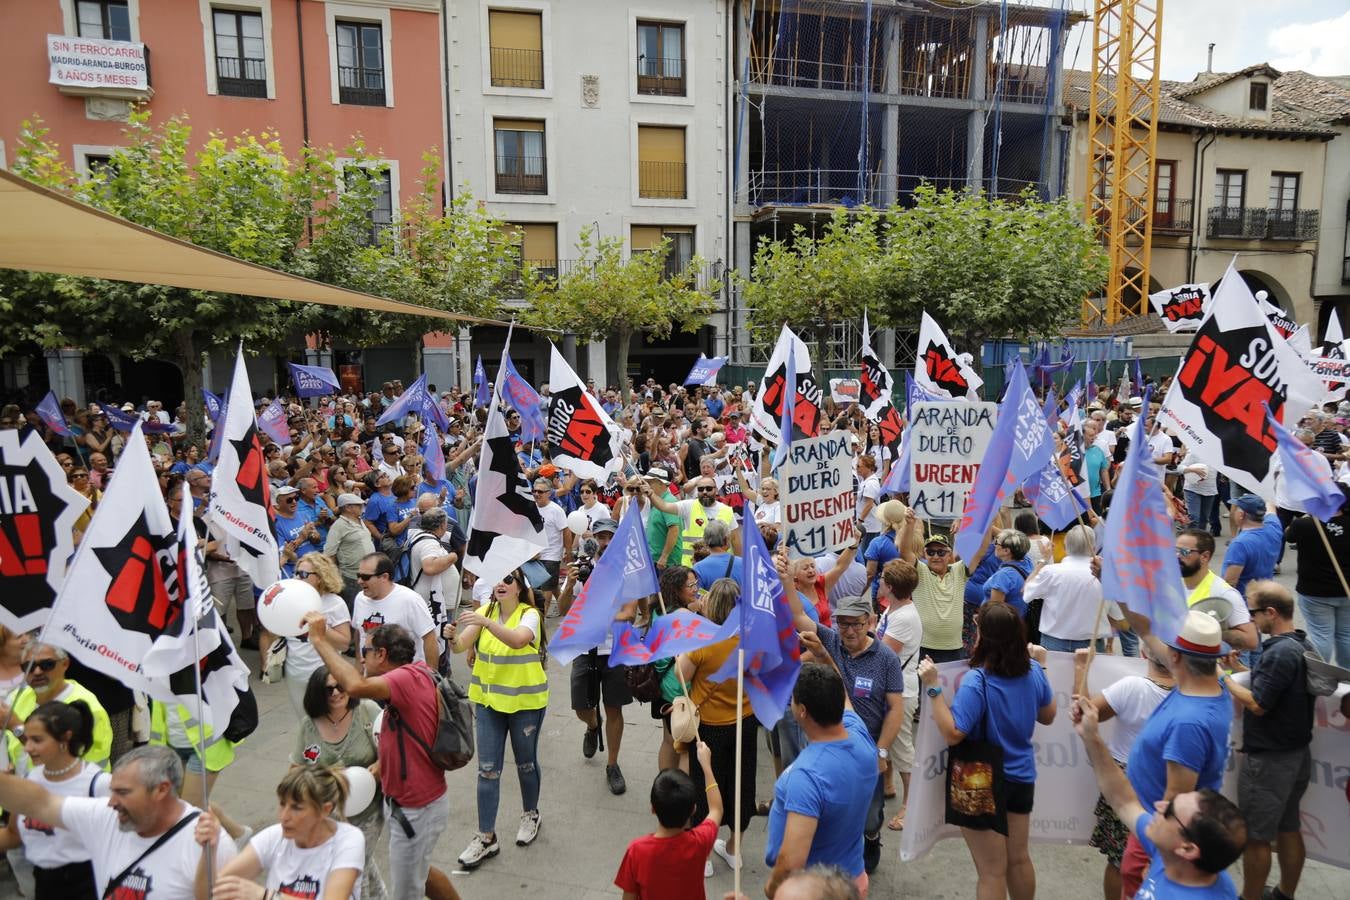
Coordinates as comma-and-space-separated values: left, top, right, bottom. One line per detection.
615, 740, 723, 899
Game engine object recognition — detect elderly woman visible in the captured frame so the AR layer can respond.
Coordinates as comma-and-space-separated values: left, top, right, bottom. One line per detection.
737, 473, 781, 525
982, 529, 1034, 617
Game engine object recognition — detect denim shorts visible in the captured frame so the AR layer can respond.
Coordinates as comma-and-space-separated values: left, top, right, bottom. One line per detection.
171, 745, 207, 775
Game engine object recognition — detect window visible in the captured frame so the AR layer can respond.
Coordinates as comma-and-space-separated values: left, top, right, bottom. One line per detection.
493, 119, 547, 194
336, 21, 385, 105
1154, 160, 1175, 225
77, 1, 131, 41
637, 125, 686, 199
84, 153, 116, 175
632, 225, 694, 276
345, 166, 394, 245
506, 222, 558, 280
213, 9, 267, 97
1214, 169, 1245, 211
488, 9, 543, 89
1269, 172, 1299, 213
637, 21, 685, 96
1249, 82, 1268, 112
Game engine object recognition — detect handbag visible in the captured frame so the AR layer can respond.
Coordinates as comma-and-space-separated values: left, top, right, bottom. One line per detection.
625, 657, 669, 703
943, 669, 1009, 835
261, 637, 287, 684
666, 694, 701, 744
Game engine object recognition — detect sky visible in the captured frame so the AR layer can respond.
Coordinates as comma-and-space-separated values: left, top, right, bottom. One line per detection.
1059, 0, 1350, 83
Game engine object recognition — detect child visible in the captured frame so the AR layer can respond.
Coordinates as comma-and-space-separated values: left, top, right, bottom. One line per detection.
615, 740, 723, 898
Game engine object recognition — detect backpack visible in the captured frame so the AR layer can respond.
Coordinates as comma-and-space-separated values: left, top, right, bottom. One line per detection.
387, 665, 475, 773
394, 532, 442, 588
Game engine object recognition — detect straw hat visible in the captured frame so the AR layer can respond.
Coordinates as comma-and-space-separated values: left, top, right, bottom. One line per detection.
876, 499, 909, 528
1163, 610, 1229, 658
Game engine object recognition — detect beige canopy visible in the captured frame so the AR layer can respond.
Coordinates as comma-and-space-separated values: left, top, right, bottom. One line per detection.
0, 167, 509, 326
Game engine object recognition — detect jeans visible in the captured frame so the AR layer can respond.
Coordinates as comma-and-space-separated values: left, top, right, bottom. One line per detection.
1184, 490, 1216, 532
1040, 634, 1108, 653
774, 714, 808, 768
865, 772, 885, 839
1118, 628, 1140, 657
475, 705, 545, 835
1298, 593, 1350, 667
387, 793, 448, 900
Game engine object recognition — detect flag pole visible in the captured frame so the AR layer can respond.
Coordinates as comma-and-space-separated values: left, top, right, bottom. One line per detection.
1312, 518, 1350, 599
732, 646, 745, 898
190, 612, 216, 895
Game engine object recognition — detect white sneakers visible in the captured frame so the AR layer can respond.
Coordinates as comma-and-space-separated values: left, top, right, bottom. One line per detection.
516, 810, 542, 846
457, 833, 500, 869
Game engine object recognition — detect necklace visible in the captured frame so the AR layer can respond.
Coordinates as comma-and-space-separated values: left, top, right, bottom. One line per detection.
43, 758, 81, 778
325, 707, 352, 727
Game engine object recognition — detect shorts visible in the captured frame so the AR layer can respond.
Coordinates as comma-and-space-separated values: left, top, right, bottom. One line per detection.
171, 745, 207, 775
1121, 832, 1149, 898
1005, 779, 1035, 816
1239, 747, 1312, 842
537, 559, 561, 593
570, 652, 633, 710
209, 570, 255, 612
387, 794, 449, 900
1089, 762, 1130, 867
889, 692, 919, 774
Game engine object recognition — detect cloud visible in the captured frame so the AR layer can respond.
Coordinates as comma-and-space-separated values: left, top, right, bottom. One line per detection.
1267, 10, 1350, 74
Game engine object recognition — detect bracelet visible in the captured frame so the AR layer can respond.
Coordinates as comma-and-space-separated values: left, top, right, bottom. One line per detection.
705, 783, 719, 793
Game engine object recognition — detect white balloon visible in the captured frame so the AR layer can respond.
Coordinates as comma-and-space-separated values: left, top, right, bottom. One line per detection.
341, 765, 377, 817
566, 509, 590, 536
256, 579, 322, 638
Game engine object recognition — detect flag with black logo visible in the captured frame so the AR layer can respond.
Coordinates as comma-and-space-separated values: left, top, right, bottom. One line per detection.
545, 344, 623, 482
1160, 261, 1325, 499
916, 312, 983, 400
751, 325, 823, 444
0, 430, 89, 634
1148, 283, 1210, 333
46, 425, 248, 732
207, 346, 280, 588
464, 351, 548, 588
858, 311, 904, 455
1256, 292, 1299, 341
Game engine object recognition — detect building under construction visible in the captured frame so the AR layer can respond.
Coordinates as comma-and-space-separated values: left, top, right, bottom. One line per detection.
729, 0, 1082, 367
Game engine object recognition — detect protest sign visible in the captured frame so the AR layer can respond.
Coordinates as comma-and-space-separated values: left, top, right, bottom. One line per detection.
781, 432, 856, 557
908, 401, 997, 519
901, 655, 1350, 871
829, 378, 861, 404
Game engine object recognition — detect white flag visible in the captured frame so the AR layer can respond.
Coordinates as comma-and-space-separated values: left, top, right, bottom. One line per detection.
141, 485, 219, 676
915, 312, 983, 400
464, 349, 549, 588
1148, 283, 1210, 333
208, 345, 280, 588
545, 344, 623, 482
1159, 260, 1326, 500
45, 425, 250, 733
750, 324, 823, 444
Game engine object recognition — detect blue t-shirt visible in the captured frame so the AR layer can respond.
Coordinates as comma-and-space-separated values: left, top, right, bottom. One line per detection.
390, 496, 420, 548
705, 397, 725, 419
362, 491, 397, 537
274, 509, 321, 577
694, 552, 743, 590
982, 558, 1033, 615
765, 709, 876, 878
949, 664, 1053, 783
863, 531, 901, 599
1133, 812, 1237, 899
1126, 688, 1232, 807
964, 547, 1000, 606
416, 477, 457, 508
1221, 517, 1283, 598
1086, 445, 1110, 498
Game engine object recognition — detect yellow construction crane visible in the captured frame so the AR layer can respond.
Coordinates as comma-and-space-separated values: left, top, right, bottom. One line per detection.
1085, 0, 1162, 325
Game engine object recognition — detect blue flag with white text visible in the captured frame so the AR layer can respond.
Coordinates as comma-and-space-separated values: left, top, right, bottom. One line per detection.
423, 422, 447, 482
684, 354, 729, 387
609, 610, 737, 667
287, 363, 340, 398
202, 389, 222, 423
36, 392, 71, 438
474, 355, 490, 409
1265, 403, 1345, 521
499, 354, 546, 443
376, 373, 451, 433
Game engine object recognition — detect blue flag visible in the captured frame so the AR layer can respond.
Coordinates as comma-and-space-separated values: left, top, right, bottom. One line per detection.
99, 403, 174, 435
1265, 403, 1345, 521
473, 355, 490, 409
955, 361, 1053, 562
375, 374, 450, 433
499, 354, 546, 443
551, 505, 659, 666
1100, 387, 1188, 643
422, 421, 446, 482
771, 341, 797, 470
1022, 464, 1089, 531
207, 388, 230, 463
684, 354, 729, 387
202, 389, 222, 423
1133, 356, 1144, 392
609, 610, 737, 667
257, 399, 291, 446
36, 392, 71, 437
1061, 381, 1082, 428
1041, 387, 1058, 428
287, 363, 340, 398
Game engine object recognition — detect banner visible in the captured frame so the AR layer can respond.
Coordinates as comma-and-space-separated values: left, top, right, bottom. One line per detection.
375, 373, 451, 433
908, 401, 997, 520
257, 399, 291, 446
202, 389, 222, 423
1160, 260, 1326, 499
35, 392, 72, 438
287, 363, 340, 398
47, 34, 149, 92
1148, 283, 1210, 332
829, 378, 860, 404
499, 353, 546, 443
0, 430, 89, 634
545, 344, 622, 482
781, 432, 856, 557
902, 656, 1350, 872
751, 325, 823, 445
473, 355, 490, 409
684, 354, 728, 387
916, 312, 983, 400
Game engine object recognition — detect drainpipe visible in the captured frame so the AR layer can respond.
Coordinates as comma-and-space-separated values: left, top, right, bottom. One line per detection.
295, 0, 312, 240
1188, 128, 1217, 283
441, 0, 455, 200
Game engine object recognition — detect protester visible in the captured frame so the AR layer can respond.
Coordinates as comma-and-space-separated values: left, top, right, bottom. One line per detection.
1222, 497, 1283, 599
2, 643, 112, 773
351, 553, 439, 667
0, 626, 28, 696
647, 476, 738, 565
693, 520, 743, 590
406, 506, 461, 653
262, 552, 353, 716
1284, 495, 1350, 666
917, 603, 1056, 900
1175, 529, 1258, 650
876, 559, 922, 831
1023, 524, 1126, 652
983, 529, 1034, 616
450, 567, 549, 869
206, 514, 261, 650
896, 514, 968, 662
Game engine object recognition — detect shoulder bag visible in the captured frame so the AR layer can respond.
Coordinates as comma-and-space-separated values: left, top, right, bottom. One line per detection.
101, 810, 199, 899
943, 669, 1009, 835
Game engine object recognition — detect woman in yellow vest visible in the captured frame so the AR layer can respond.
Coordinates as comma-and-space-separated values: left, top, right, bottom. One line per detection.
449, 566, 549, 870
147, 701, 249, 845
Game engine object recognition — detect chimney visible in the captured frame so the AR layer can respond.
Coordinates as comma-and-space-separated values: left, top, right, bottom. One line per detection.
1207, 44, 1215, 74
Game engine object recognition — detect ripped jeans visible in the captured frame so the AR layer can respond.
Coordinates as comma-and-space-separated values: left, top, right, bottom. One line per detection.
475, 704, 546, 835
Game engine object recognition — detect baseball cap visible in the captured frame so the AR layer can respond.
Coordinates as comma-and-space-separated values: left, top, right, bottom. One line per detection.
591, 519, 619, 536
336, 493, 365, 508
834, 596, 873, 620
924, 533, 952, 549
646, 465, 672, 483
1234, 494, 1266, 517
275, 485, 299, 497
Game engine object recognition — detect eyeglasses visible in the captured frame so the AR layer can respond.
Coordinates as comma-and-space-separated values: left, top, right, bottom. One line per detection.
26, 659, 59, 672
1163, 799, 1194, 842
685, 579, 699, 589
325, 683, 346, 694
1174, 547, 1199, 558
835, 619, 868, 631
295, 570, 317, 580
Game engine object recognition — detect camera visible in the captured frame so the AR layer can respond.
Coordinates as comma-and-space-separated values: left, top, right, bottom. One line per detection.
573, 537, 600, 582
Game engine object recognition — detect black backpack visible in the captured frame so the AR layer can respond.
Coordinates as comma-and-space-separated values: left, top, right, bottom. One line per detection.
387, 665, 474, 773
394, 532, 443, 588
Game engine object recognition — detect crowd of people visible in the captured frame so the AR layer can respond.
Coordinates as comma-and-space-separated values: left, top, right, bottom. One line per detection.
0, 366, 1347, 900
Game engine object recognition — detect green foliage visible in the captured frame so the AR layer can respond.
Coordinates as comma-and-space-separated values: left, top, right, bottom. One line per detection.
520, 228, 718, 403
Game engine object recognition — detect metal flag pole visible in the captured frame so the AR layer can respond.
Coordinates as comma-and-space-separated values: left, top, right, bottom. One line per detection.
190, 610, 215, 897
732, 646, 745, 899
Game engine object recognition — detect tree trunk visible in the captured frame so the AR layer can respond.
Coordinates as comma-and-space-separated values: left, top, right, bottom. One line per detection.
615, 326, 633, 407
411, 337, 424, 378
173, 327, 207, 450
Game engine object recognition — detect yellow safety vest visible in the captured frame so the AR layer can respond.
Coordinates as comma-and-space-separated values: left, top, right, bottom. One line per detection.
5, 680, 112, 772
1186, 570, 1221, 608
468, 603, 548, 714
149, 702, 236, 772
680, 502, 736, 566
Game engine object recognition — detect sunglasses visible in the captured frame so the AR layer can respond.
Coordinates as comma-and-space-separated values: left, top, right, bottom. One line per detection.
1174, 547, 1199, 557
580, 489, 594, 495
533, 489, 550, 495
925, 547, 949, 556
625, 486, 642, 494
296, 570, 317, 580
355, 572, 378, 582
1247, 606, 1267, 614
697, 486, 716, 492
360, 646, 377, 656
1163, 799, 1194, 842
27, 659, 59, 672
69, 472, 89, 479
502, 574, 519, 586
325, 683, 346, 694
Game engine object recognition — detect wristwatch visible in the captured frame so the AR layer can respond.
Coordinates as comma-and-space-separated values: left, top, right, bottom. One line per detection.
925, 684, 943, 698
878, 748, 889, 760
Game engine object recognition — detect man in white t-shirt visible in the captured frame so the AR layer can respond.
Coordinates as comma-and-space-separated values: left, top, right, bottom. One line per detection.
531, 478, 570, 604
406, 508, 460, 624
352, 552, 439, 668
0, 745, 234, 899
877, 558, 923, 831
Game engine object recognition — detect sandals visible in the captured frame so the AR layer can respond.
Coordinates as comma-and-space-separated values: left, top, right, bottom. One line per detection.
887, 809, 907, 832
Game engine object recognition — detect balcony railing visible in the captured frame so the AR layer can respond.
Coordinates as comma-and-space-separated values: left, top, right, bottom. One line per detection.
495, 156, 547, 194
747, 55, 885, 93
489, 47, 544, 89
216, 56, 267, 97
1267, 209, 1319, 241
638, 161, 687, 199
338, 66, 385, 105
1152, 198, 1193, 232
1207, 206, 1267, 239
637, 56, 686, 96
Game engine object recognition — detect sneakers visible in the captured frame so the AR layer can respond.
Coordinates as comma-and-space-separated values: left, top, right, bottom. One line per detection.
582, 726, 600, 759
516, 810, 541, 846
704, 859, 714, 878
606, 764, 627, 795
457, 833, 500, 869
863, 834, 882, 874
712, 838, 740, 870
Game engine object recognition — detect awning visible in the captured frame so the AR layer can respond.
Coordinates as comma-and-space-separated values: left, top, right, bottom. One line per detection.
0, 167, 511, 326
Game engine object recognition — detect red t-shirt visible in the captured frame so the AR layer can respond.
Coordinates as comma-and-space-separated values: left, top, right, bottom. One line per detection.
614, 819, 718, 900
378, 663, 447, 808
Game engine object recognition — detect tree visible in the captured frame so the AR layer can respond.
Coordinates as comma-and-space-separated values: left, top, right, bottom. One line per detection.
741, 207, 887, 379
520, 229, 718, 405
